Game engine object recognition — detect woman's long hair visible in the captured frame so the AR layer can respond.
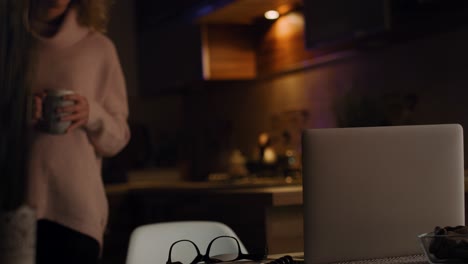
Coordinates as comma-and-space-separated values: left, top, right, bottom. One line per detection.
1, 0, 35, 210
75, 0, 113, 33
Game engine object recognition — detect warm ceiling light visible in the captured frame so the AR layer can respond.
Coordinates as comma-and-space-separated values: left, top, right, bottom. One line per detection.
264, 10, 280, 20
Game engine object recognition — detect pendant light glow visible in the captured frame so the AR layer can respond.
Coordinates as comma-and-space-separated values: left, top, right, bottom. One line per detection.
264, 10, 280, 20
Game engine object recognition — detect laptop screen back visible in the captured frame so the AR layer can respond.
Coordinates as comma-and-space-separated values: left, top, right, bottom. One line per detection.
302, 124, 465, 263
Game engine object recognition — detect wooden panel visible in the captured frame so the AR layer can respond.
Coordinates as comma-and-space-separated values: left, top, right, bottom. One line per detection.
266, 206, 304, 254
202, 24, 256, 80
256, 11, 355, 76
257, 11, 310, 75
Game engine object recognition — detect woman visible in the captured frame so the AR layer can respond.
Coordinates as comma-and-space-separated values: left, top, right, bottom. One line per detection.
27, 0, 130, 263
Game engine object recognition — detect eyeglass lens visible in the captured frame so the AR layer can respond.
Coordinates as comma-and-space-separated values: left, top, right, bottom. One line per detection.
207, 236, 240, 262
170, 240, 202, 264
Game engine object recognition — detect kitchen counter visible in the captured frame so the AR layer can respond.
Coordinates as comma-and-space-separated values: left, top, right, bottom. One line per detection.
106, 176, 301, 190
104, 177, 304, 259
105, 177, 303, 207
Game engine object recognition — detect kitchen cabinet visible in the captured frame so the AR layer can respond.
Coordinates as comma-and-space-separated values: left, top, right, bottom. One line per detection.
137, 21, 256, 95
101, 180, 303, 264
201, 24, 256, 80
137, 21, 202, 95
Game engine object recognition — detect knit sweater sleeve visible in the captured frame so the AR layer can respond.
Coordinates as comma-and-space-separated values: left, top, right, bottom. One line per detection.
85, 42, 130, 157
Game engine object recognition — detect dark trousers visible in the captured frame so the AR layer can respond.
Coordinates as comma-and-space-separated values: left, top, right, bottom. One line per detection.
36, 219, 100, 264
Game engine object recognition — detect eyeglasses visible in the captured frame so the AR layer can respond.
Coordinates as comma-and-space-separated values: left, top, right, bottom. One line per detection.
166, 235, 266, 264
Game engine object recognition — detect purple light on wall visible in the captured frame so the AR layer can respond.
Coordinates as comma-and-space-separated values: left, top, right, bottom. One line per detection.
189, 0, 235, 20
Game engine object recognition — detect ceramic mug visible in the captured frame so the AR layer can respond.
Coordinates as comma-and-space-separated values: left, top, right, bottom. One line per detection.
41, 89, 75, 134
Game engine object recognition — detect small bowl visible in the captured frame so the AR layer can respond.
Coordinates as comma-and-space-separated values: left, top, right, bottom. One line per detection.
418, 232, 468, 264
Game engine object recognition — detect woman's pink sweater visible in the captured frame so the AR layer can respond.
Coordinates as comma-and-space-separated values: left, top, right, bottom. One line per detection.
26, 8, 130, 247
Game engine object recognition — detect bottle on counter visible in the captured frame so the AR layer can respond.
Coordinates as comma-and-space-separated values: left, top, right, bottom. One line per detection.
228, 149, 249, 178
280, 131, 301, 181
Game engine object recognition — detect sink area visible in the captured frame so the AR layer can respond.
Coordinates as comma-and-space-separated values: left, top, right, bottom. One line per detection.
127, 168, 301, 187
211, 175, 302, 187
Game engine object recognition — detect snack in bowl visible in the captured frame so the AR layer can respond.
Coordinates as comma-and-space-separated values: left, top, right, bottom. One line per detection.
419, 226, 468, 263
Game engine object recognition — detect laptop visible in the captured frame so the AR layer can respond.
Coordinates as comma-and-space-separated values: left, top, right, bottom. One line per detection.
301, 124, 465, 263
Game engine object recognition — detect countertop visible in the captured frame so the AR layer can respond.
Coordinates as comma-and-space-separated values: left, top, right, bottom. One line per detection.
105, 177, 303, 206
106, 176, 301, 192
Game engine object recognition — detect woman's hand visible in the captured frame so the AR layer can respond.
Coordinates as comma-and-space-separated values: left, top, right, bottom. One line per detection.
31, 92, 46, 126
59, 93, 89, 133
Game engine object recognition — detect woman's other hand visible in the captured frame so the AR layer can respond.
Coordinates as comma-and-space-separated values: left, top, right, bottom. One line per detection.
59, 93, 89, 133
32, 92, 46, 126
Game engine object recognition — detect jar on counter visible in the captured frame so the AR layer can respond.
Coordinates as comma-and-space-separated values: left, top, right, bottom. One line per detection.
228, 149, 249, 178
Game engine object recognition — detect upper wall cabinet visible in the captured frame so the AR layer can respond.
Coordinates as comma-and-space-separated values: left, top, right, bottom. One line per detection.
137, 23, 256, 95
303, 0, 468, 49
137, 21, 203, 95
135, 0, 306, 94
201, 24, 256, 80
135, 0, 256, 95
